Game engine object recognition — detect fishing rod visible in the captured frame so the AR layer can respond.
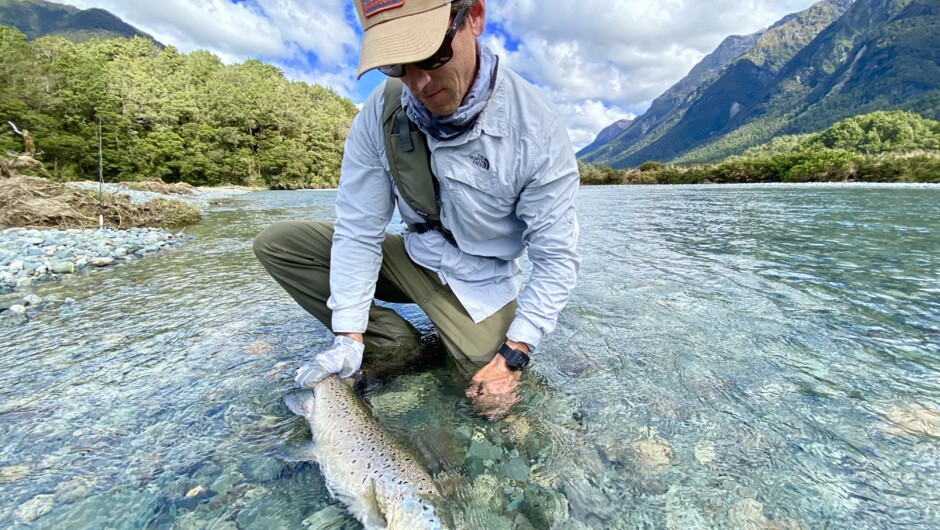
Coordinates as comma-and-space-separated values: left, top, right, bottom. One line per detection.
98, 117, 103, 230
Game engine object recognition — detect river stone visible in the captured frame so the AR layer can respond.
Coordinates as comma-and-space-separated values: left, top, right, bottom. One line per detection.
54, 477, 97, 504
211, 466, 245, 496
241, 455, 284, 482
90, 257, 115, 267
468, 435, 503, 462
885, 404, 940, 438
500, 456, 530, 482
694, 442, 716, 464
729, 498, 771, 528
14, 494, 54, 523
51, 261, 76, 274
369, 390, 423, 418
521, 488, 563, 528
631, 435, 674, 475
236, 490, 304, 530
37, 487, 160, 529
0, 463, 33, 482
23, 294, 42, 306
301, 504, 349, 529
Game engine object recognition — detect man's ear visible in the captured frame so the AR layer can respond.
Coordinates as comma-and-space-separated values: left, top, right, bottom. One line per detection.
469, 0, 486, 37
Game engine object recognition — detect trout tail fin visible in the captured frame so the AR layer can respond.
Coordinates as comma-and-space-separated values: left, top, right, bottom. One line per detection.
283, 388, 316, 418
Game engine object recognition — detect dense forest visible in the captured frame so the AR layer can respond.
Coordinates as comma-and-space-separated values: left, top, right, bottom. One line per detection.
0, 26, 358, 189
580, 111, 940, 185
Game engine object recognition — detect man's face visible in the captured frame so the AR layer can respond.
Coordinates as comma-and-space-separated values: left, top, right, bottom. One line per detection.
400, 2, 485, 117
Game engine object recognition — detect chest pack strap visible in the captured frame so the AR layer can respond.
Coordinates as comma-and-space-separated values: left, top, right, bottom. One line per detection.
382, 79, 456, 247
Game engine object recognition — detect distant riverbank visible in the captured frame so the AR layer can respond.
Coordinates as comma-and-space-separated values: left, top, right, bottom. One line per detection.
579, 150, 940, 186
0, 169, 251, 298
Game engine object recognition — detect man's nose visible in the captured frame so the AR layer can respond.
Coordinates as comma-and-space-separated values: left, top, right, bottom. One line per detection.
402, 65, 432, 93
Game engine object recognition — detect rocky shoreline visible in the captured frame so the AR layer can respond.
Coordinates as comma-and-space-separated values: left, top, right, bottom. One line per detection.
0, 184, 252, 319
0, 226, 191, 293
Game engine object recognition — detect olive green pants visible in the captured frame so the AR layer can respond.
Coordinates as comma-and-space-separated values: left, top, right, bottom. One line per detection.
253, 220, 516, 375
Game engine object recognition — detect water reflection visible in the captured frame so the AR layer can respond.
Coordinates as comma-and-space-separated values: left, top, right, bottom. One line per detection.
1, 184, 938, 528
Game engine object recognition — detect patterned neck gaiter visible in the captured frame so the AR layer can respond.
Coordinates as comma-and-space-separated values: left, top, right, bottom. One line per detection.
402, 43, 499, 141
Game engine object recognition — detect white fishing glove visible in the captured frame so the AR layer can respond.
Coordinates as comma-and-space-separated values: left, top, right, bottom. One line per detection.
295, 335, 364, 388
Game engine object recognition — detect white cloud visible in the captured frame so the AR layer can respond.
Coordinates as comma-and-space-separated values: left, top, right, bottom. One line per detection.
484, 0, 819, 145
60, 0, 822, 147
63, 0, 360, 89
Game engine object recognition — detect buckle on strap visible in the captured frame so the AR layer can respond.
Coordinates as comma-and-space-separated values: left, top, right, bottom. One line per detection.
408, 223, 432, 234
407, 223, 458, 247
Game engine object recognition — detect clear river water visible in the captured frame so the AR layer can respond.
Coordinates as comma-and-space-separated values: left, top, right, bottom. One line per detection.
1, 184, 939, 529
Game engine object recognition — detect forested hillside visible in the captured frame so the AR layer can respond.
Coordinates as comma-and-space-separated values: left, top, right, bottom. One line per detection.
580, 111, 940, 185
0, 26, 358, 189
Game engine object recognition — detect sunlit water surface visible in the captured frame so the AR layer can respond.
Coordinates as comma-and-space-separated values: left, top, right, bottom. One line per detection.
1, 184, 939, 529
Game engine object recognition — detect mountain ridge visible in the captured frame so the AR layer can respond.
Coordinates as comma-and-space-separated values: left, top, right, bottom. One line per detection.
584, 0, 854, 168
674, 0, 940, 165
0, 0, 159, 44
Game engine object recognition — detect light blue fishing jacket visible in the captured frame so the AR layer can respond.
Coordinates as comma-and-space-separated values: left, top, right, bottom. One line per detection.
329, 65, 580, 350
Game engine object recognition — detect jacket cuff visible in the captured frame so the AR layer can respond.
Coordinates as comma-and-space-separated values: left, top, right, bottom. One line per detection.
331, 309, 369, 335
507, 316, 543, 351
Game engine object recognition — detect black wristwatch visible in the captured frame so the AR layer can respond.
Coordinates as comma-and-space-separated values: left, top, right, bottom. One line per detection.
498, 342, 530, 371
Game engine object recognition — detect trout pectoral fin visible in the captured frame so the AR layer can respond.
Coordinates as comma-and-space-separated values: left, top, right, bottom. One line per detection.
361, 479, 388, 529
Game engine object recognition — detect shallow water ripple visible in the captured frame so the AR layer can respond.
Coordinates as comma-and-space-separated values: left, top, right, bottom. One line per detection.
1, 185, 938, 529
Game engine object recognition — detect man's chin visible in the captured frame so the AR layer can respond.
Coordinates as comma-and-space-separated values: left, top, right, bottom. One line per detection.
421, 97, 458, 117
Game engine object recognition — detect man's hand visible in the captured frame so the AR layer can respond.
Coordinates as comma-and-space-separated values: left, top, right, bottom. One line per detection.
466, 340, 527, 420
295, 334, 364, 388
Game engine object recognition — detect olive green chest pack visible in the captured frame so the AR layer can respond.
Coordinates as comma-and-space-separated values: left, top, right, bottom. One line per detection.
381, 79, 455, 245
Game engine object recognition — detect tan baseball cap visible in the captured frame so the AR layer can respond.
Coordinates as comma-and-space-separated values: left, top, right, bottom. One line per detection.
354, 0, 453, 78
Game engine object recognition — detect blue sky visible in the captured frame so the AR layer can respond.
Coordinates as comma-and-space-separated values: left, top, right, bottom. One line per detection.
62, 0, 820, 148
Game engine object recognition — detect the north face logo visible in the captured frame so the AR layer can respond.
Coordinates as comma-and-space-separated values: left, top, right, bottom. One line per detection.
470, 154, 490, 171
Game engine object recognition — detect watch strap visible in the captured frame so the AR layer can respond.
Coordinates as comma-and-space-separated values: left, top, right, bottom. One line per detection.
498, 342, 530, 371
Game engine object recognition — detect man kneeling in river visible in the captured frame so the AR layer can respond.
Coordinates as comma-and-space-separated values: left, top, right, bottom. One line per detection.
254, 0, 580, 418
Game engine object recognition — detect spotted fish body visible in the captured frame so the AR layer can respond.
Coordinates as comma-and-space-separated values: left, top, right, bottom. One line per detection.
284, 375, 447, 530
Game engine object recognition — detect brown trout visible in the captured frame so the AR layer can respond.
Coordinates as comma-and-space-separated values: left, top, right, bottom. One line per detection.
284, 375, 449, 530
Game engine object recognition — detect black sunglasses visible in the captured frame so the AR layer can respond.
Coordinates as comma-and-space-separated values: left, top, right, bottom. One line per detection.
378, 7, 468, 77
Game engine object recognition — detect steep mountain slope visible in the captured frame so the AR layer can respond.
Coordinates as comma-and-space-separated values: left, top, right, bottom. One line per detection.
577, 31, 762, 161
0, 0, 158, 43
676, 0, 940, 164
582, 0, 854, 168
576, 119, 632, 157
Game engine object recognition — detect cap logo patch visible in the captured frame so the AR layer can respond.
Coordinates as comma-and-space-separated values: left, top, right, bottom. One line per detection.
362, 0, 405, 18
